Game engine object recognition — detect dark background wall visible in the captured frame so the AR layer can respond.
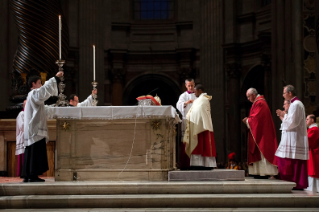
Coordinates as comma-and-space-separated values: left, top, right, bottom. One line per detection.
1, 0, 319, 163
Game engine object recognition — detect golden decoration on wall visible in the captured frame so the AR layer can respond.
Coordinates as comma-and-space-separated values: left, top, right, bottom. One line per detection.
151, 120, 162, 131
20, 72, 27, 85
304, 55, 316, 73
40, 72, 47, 85
61, 121, 70, 131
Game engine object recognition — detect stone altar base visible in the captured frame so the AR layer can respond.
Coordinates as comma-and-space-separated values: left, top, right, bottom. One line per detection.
168, 170, 245, 181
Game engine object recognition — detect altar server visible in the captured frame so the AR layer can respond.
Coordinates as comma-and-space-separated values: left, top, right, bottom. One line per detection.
242, 88, 278, 177
22, 72, 63, 182
69, 89, 97, 107
16, 100, 26, 176
276, 85, 308, 189
176, 78, 196, 169
183, 84, 216, 169
305, 114, 319, 192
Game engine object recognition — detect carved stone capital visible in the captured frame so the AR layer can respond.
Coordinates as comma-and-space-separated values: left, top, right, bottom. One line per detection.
111, 68, 126, 83
225, 63, 241, 79
177, 67, 194, 82
261, 54, 271, 69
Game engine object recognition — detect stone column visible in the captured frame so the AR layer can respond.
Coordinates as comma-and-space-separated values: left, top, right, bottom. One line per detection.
111, 68, 126, 106
199, 0, 225, 161
225, 63, 241, 161
79, 0, 105, 105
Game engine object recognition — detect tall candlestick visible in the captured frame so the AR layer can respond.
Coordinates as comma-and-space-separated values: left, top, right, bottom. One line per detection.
93, 45, 95, 81
59, 15, 62, 60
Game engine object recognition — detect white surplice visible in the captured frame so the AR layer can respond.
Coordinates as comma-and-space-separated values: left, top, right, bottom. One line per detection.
77, 95, 94, 107
24, 77, 58, 147
15, 111, 24, 155
275, 97, 309, 160
176, 91, 196, 141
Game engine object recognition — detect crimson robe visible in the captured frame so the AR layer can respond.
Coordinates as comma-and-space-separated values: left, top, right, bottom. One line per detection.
308, 126, 319, 178
247, 95, 278, 166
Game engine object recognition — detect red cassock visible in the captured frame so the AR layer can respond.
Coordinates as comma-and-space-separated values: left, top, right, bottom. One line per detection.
192, 131, 216, 157
247, 95, 278, 166
307, 126, 319, 178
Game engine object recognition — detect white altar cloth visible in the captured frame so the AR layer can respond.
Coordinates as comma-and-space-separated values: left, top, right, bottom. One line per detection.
48, 106, 181, 121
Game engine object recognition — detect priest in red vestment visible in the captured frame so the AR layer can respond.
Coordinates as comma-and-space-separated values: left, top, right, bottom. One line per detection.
242, 88, 278, 177
183, 84, 216, 169
306, 114, 319, 192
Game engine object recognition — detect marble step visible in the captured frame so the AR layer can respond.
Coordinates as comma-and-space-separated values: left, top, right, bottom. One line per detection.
0, 178, 295, 196
1, 208, 319, 212
1, 193, 319, 209
168, 170, 245, 181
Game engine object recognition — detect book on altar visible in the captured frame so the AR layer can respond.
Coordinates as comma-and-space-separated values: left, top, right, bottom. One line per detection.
136, 95, 161, 106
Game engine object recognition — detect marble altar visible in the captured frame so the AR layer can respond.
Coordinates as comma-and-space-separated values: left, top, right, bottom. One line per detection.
49, 106, 180, 181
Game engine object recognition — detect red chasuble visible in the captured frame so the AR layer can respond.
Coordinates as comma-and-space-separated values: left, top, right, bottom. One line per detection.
192, 131, 216, 157
307, 126, 319, 178
247, 95, 278, 166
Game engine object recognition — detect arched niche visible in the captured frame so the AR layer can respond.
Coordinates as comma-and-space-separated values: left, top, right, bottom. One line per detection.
123, 73, 181, 106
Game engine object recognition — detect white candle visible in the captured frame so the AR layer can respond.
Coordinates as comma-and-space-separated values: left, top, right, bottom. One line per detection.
93, 45, 95, 81
59, 15, 62, 60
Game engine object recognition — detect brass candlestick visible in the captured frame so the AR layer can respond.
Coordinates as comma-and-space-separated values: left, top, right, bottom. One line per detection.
92, 81, 98, 106
56, 60, 69, 107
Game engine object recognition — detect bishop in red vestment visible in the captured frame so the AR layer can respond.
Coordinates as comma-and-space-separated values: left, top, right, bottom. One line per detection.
243, 88, 278, 177
306, 114, 319, 192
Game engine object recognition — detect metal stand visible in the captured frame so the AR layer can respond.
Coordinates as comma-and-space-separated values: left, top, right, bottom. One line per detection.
92, 81, 98, 106
55, 60, 69, 106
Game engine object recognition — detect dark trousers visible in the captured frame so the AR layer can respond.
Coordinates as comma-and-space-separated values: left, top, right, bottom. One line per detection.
21, 138, 49, 178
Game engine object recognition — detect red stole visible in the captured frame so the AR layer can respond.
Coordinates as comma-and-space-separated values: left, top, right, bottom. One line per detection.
307, 126, 319, 178
247, 95, 278, 166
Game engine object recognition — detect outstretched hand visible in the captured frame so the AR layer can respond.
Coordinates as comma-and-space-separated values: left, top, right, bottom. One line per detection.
56, 71, 64, 78
92, 89, 97, 95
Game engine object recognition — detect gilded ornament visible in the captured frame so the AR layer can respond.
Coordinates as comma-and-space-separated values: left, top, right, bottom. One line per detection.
151, 120, 162, 130
61, 121, 70, 131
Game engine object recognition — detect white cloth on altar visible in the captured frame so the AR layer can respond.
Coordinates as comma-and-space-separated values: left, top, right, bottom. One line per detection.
176, 92, 196, 140
77, 95, 94, 107
15, 111, 24, 155
190, 155, 217, 167
47, 106, 180, 122
275, 98, 309, 160
306, 176, 319, 193
248, 154, 278, 176
24, 77, 58, 147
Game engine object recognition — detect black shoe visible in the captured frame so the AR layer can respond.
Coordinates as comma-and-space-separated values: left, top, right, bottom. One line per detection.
22, 178, 28, 183
292, 188, 304, 190
28, 177, 45, 182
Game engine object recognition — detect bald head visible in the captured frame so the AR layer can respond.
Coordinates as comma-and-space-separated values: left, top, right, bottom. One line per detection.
246, 88, 258, 103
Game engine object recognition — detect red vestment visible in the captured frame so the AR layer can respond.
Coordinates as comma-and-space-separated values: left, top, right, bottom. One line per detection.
247, 95, 278, 166
307, 126, 319, 178
192, 131, 216, 157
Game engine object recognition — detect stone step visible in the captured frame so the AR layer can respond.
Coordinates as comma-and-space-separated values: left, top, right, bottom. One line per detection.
1, 208, 319, 212
168, 170, 245, 181
1, 193, 319, 209
0, 178, 295, 196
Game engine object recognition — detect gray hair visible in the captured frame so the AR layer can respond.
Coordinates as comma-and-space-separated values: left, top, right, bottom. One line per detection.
284, 85, 296, 96
247, 88, 258, 95
185, 78, 195, 84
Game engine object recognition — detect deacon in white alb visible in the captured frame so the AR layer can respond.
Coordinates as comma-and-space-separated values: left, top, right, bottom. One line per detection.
15, 100, 26, 177
276, 85, 309, 190
69, 89, 97, 107
22, 71, 63, 182
176, 78, 196, 169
